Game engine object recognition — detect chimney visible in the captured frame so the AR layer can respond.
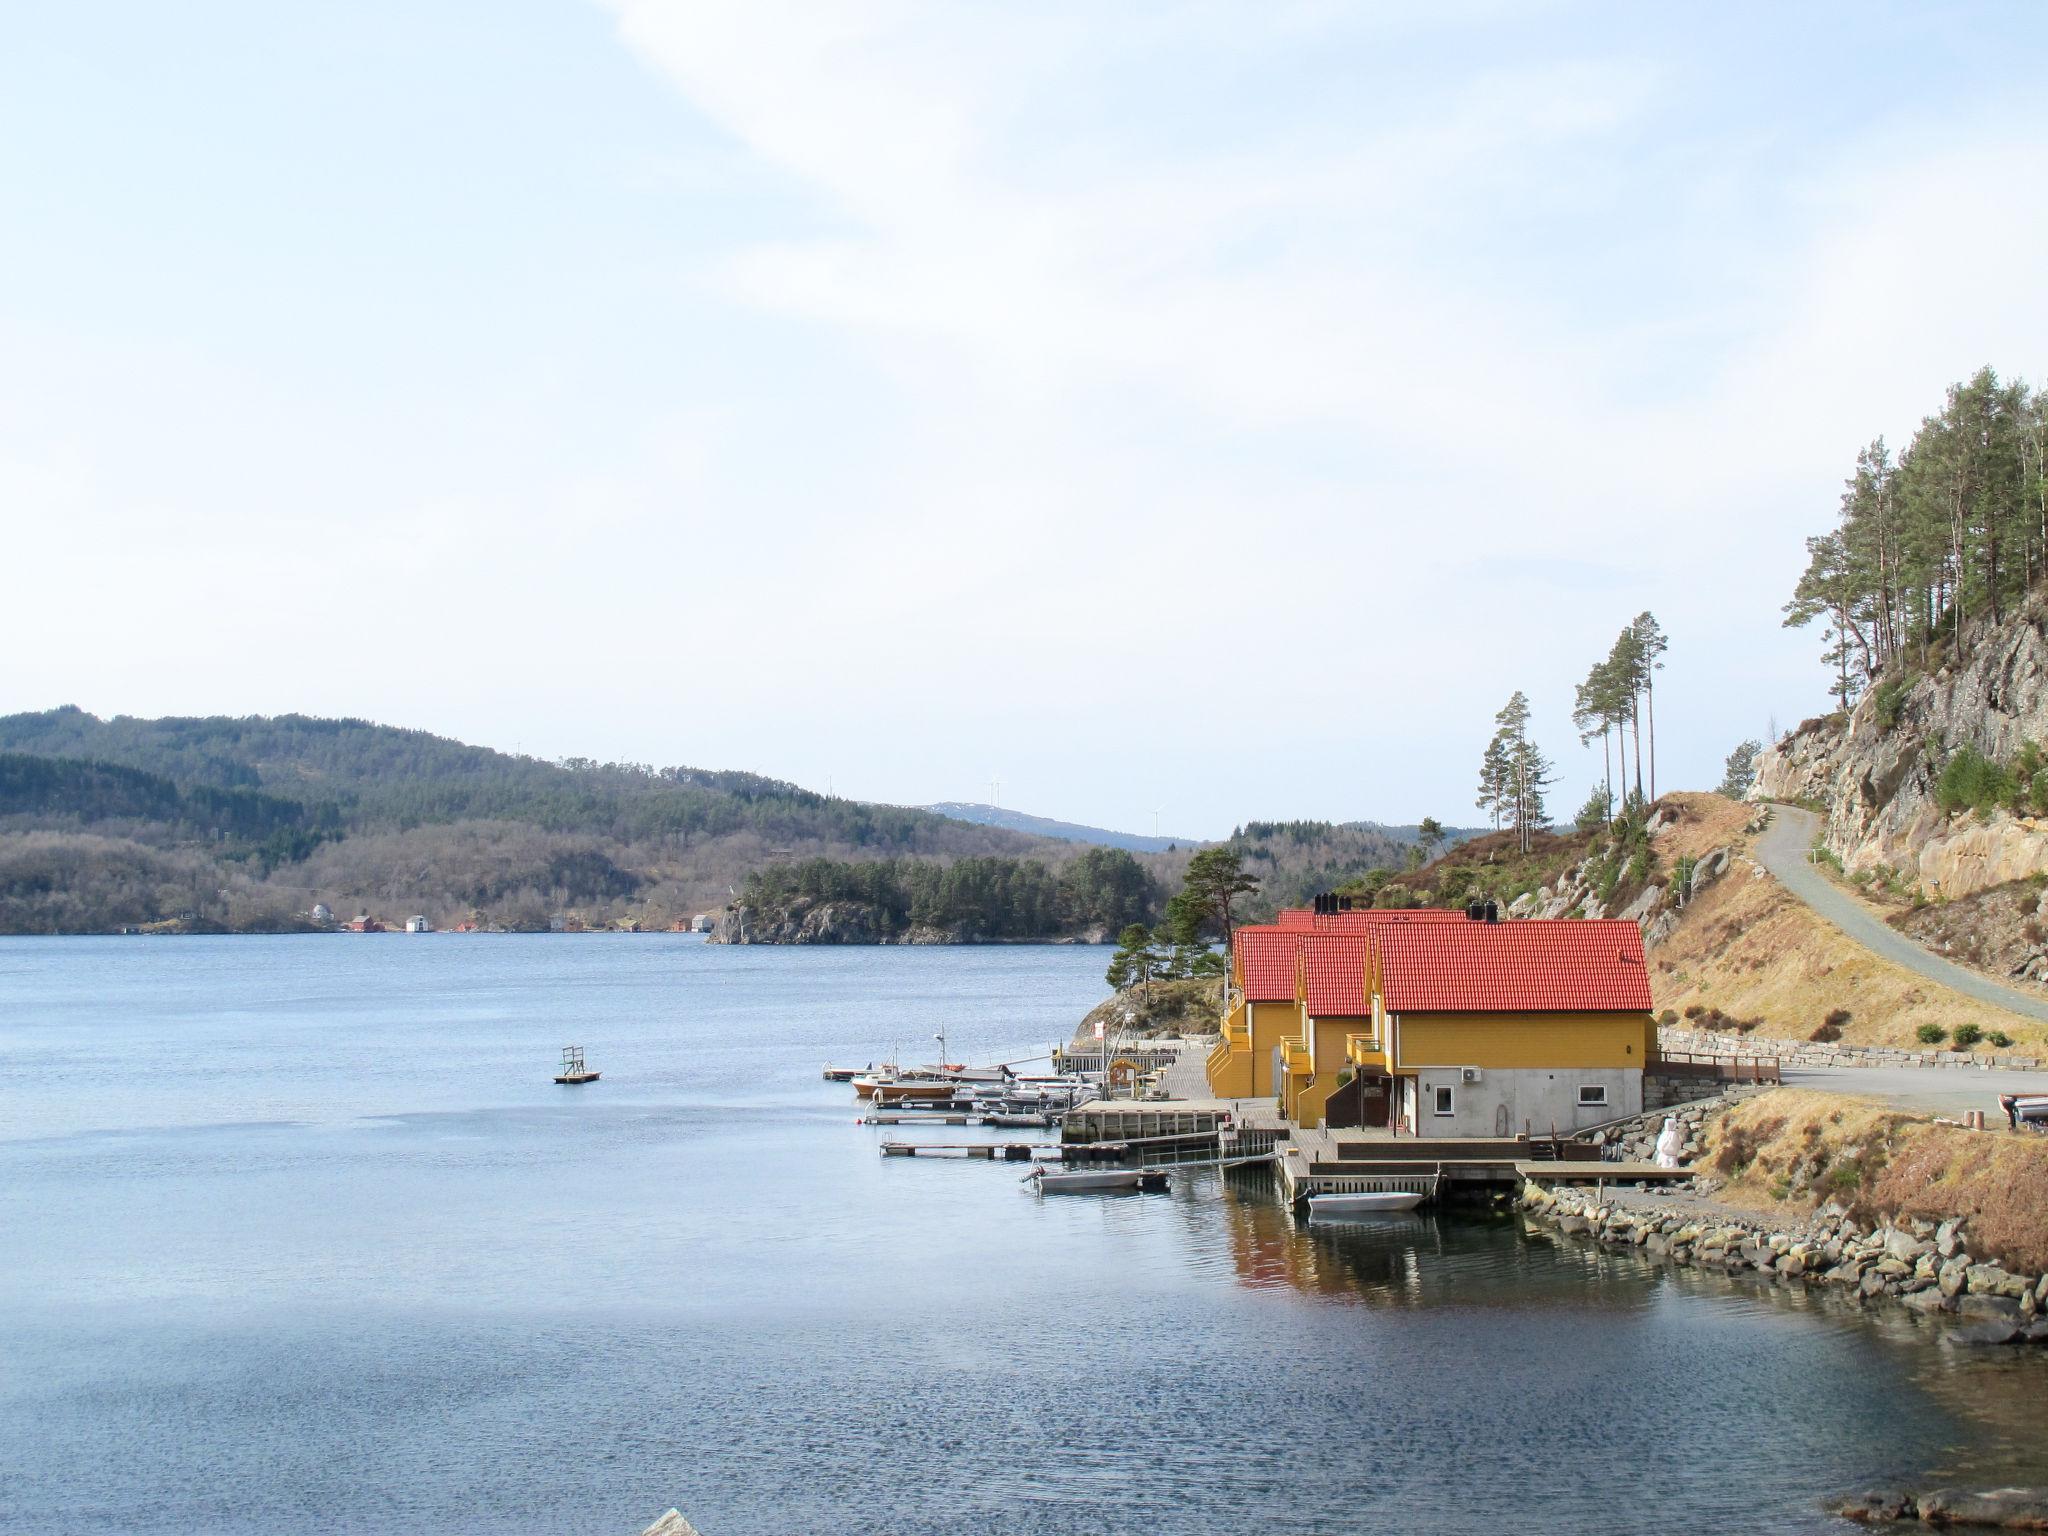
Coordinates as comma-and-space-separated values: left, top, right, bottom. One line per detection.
1485, 900, 1500, 923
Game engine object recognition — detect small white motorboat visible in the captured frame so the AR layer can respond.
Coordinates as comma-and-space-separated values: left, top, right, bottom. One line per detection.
1030, 1167, 1168, 1194
1306, 1190, 1425, 1219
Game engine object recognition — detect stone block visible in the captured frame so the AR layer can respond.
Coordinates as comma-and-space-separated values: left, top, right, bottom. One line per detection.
1959, 1293, 2025, 1322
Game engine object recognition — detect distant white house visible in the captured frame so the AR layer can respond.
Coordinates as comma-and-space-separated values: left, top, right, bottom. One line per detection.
404, 915, 431, 934
691, 913, 715, 933
310, 903, 333, 926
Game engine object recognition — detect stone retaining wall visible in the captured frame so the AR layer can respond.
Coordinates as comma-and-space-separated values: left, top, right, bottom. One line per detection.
1659, 1026, 2040, 1072
1522, 1182, 2048, 1341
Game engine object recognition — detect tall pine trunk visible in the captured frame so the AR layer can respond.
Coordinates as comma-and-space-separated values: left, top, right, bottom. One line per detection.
1616, 714, 1629, 817
1631, 694, 1644, 804
1602, 725, 1614, 827
1645, 675, 1656, 802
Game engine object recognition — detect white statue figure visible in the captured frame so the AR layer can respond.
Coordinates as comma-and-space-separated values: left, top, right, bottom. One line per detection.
1653, 1115, 1684, 1168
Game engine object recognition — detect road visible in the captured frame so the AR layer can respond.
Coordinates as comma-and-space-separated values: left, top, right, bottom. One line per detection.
1780, 1064, 2048, 1117
1757, 804, 2048, 1026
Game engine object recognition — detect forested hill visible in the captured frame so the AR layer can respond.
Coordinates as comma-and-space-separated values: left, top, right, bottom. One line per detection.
0, 708, 1499, 937
0, 708, 1031, 851
0, 707, 1062, 934
1222, 818, 1483, 915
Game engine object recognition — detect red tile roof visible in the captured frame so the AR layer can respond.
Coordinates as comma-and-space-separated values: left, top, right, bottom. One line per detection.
1302, 935, 1373, 1015
1374, 919, 1651, 1013
1237, 928, 1306, 1001
1236, 910, 1472, 1004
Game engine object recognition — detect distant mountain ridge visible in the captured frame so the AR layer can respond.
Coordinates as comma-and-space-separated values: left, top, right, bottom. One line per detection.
922, 802, 1201, 853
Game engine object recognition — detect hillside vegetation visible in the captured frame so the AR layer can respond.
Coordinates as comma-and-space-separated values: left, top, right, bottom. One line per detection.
0, 707, 1070, 933
726, 848, 1158, 944
2, 708, 1475, 938
1707, 1089, 2048, 1274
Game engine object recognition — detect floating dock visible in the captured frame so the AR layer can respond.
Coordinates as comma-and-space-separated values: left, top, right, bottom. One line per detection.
881, 1140, 1044, 1161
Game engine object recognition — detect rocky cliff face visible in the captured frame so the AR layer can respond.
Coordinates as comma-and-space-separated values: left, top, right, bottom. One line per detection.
1501, 793, 1745, 948
1752, 600, 2048, 900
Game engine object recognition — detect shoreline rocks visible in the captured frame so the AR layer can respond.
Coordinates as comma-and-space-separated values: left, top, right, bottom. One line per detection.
1521, 1182, 2048, 1342
1833, 1487, 2048, 1529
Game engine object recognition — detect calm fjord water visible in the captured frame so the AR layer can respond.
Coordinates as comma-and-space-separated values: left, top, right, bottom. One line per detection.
2, 936, 2043, 1536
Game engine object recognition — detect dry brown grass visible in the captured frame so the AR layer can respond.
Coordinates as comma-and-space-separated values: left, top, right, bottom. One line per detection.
1706, 1089, 2048, 1273
1650, 807, 2048, 1054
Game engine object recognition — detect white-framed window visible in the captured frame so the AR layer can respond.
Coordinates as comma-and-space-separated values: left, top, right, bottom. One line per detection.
1578, 1084, 1608, 1107
1431, 1085, 1455, 1116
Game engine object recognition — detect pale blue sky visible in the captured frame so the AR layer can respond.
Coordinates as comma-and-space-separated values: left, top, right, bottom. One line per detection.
6, 2, 2047, 836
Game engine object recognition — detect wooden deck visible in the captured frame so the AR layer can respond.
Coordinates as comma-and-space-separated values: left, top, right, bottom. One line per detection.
1515, 1161, 1695, 1183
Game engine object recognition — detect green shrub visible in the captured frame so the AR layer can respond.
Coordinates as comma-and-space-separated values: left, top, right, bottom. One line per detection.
1951, 1022, 1984, 1048
1989, 1031, 2014, 1049
1658, 1008, 1678, 1025
1936, 746, 2017, 818
1872, 677, 1910, 731
1915, 1023, 1948, 1045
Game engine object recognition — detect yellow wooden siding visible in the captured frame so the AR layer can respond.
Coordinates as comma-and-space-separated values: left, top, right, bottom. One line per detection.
1395, 1010, 1655, 1071
1247, 1000, 1305, 1097
1205, 997, 1255, 1097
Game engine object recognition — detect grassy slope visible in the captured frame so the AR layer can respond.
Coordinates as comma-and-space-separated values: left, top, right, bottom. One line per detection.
1706, 1088, 2048, 1273
1652, 804, 2048, 1055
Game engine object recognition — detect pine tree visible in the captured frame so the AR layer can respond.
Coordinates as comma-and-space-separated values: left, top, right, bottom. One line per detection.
1719, 740, 1761, 799
1476, 735, 1513, 830
1632, 612, 1668, 801
1486, 691, 1555, 854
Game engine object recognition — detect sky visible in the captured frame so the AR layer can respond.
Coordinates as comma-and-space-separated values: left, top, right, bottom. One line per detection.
6, 2, 2048, 839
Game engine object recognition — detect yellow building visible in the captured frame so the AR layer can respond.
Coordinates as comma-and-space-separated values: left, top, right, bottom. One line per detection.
1207, 906, 1655, 1136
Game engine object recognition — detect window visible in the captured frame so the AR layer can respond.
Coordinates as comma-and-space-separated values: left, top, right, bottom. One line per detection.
1431, 1085, 1455, 1116
1578, 1085, 1608, 1107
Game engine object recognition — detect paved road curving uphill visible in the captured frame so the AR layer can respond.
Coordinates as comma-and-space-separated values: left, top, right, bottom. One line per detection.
1757, 803, 2048, 1026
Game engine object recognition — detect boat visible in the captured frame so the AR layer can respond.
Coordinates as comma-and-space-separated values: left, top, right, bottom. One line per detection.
982, 1111, 1056, 1129
819, 1064, 884, 1089
863, 1079, 964, 1103
554, 1045, 600, 1085
1306, 1190, 1424, 1219
1030, 1167, 1168, 1194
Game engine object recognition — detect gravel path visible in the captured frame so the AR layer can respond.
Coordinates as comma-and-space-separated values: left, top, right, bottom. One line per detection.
1758, 804, 2048, 1025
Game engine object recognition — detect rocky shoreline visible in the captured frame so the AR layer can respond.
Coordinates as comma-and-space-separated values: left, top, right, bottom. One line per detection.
1521, 1180, 2048, 1343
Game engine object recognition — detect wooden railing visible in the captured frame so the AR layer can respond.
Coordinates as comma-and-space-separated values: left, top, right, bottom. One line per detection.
1653, 1051, 1782, 1084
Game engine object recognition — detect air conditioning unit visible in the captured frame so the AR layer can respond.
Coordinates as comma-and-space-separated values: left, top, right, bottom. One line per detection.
1461, 1067, 1483, 1085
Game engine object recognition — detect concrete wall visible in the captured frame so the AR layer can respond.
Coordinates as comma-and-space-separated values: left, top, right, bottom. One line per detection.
1406, 1066, 1641, 1138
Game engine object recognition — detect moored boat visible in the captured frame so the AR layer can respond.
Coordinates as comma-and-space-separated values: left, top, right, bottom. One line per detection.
1306, 1190, 1424, 1219
864, 1079, 963, 1102
1031, 1167, 1168, 1194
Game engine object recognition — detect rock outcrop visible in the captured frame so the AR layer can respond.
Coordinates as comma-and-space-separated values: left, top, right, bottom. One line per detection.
1752, 600, 2048, 900
1074, 977, 1225, 1043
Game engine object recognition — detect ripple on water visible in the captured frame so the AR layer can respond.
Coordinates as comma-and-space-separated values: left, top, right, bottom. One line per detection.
3, 938, 2045, 1536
